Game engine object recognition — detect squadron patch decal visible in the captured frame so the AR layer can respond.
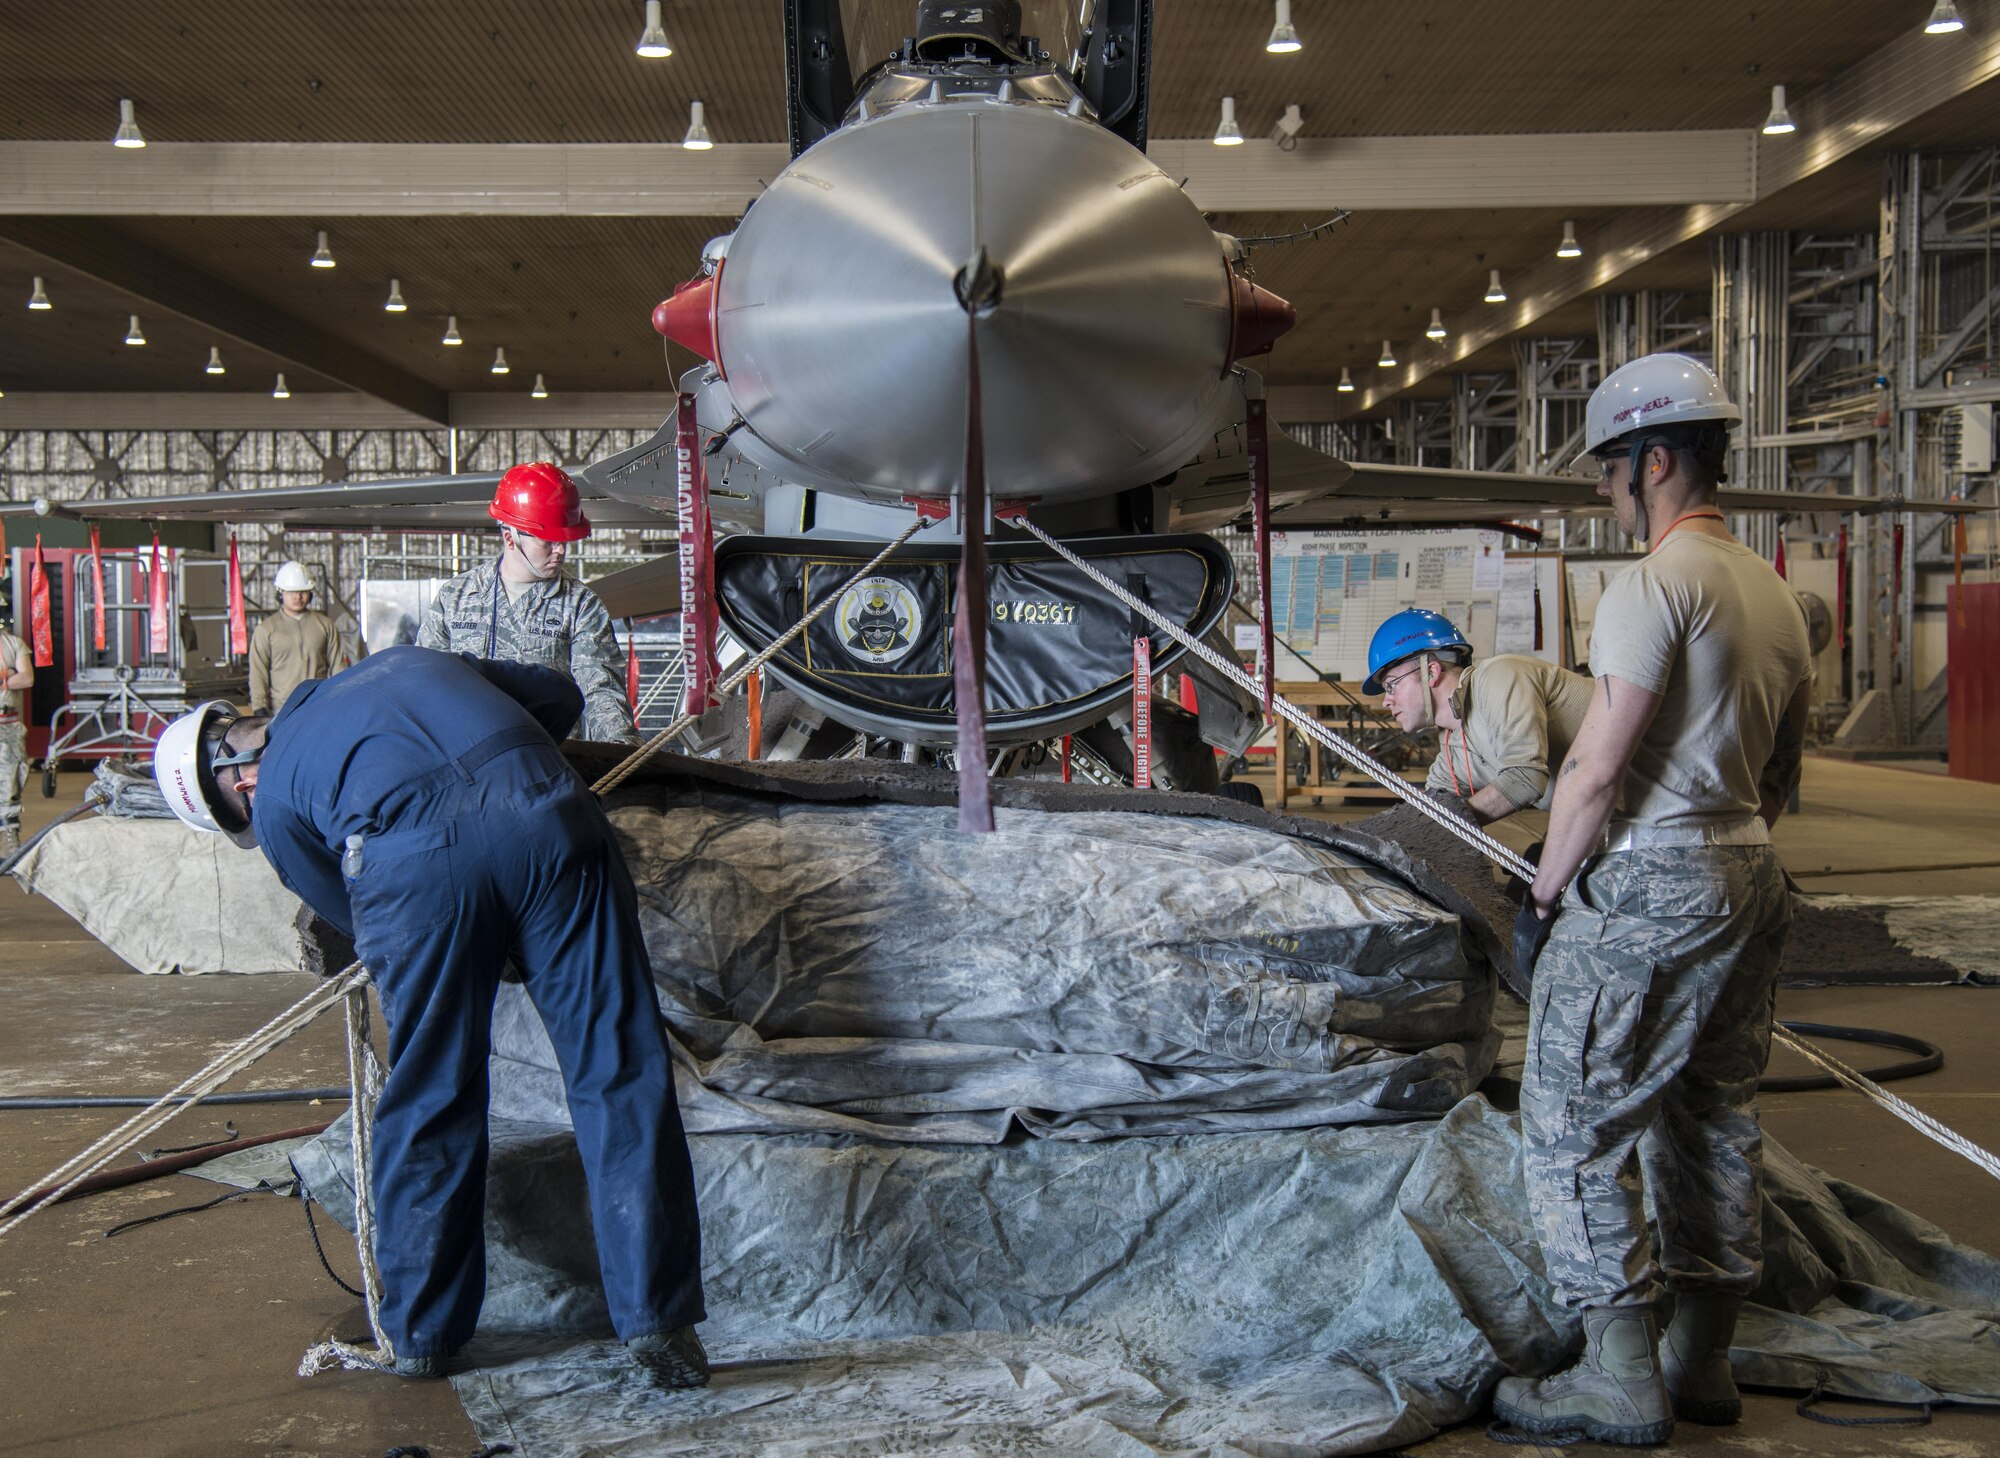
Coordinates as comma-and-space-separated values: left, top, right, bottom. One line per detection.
834, 576, 922, 665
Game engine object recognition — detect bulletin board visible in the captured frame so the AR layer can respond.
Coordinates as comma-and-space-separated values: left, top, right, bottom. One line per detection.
1562, 555, 1643, 669
1494, 553, 1564, 666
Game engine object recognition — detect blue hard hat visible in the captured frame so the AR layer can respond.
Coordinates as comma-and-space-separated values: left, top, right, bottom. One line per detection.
1362, 609, 1471, 694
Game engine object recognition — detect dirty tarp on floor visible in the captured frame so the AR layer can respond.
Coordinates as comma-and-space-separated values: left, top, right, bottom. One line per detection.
9, 816, 308, 975
1780, 893, 2000, 986
489, 758, 1500, 1142
293, 1099, 2000, 1458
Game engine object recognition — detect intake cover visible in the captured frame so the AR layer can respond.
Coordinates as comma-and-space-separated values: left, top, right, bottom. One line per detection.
714, 533, 1234, 744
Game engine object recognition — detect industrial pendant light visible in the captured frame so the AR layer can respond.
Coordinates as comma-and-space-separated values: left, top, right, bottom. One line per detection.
636, 0, 672, 58
531, 373, 549, 399
125, 314, 146, 345
1425, 308, 1447, 342
1377, 340, 1397, 368
1926, 1, 1965, 34
272, 373, 291, 399
1213, 97, 1244, 146
204, 346, 226, 375
384, 278, 408, 312
491, 346, 511, 375
27, 277, 50, 310
310, 230, 336, 268
1483, 270, 1507, 303
442, 316, 463, 345
1762, 85, 1796, 135
1556, 221, 1582, 258
1265, 0, 1302, 53
1337, 366, 1355, 393
113, 98, 146, 149
683, 100, 714, 149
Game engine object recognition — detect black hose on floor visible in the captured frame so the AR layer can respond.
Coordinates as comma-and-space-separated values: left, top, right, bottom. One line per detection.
0, 1088, 350, 1111
1762, 1020, 1945, 1094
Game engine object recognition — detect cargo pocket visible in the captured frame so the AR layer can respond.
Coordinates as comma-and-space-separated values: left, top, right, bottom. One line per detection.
349, 823, 459, 946
1639, 873, 1732, 919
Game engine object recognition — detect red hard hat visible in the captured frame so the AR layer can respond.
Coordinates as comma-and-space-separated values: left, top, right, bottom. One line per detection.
489, 462, 591, 542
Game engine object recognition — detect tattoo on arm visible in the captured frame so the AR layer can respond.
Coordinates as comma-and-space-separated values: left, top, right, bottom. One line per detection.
1560, 756, 1580, 779
1603, 680, 1612, 706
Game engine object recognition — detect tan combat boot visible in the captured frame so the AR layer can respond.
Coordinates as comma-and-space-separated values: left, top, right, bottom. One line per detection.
1661, 1292, 1743, 1424
1492, 1305, 1675, 1446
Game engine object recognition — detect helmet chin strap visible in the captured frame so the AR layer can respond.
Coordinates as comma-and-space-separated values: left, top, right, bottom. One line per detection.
1409, 653, 1438, 732
1626, 436, 1653, 544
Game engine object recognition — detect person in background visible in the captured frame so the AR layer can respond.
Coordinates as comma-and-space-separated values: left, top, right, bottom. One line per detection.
248, 560, 345, 717
0, 618, 31, 855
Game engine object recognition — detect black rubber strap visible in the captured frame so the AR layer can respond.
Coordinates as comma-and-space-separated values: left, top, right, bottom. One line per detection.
1795, 1370, 1934, 1427
299, 1187, 366, 1299
103, 1181, 271, 1239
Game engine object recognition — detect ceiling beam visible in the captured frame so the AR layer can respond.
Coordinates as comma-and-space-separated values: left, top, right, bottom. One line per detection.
0, 219, 451, 423
0, 130, 1754, 217
0, 391, 675, 431
1346, 1, 2000, 417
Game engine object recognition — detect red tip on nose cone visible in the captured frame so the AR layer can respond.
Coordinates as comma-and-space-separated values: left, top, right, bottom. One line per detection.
653, 273, 721, 367
1226, 273, 1298, 370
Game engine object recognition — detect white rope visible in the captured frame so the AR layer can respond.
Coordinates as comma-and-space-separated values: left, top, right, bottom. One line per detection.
592, 512, 934, 796
1007, 513, 2000, 1185
0, 964, 369, 1241
1007, 516, 1537, 882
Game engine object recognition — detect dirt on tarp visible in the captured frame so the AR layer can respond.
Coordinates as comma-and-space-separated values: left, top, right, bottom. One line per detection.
1778, 895, 1973, 985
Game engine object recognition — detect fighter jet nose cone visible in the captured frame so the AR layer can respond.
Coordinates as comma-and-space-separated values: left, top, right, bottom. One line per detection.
1228, 275, 1297, 365
653, 274, 720, 366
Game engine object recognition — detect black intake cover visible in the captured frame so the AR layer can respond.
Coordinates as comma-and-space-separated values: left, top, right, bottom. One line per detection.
714, 533, 1234, 740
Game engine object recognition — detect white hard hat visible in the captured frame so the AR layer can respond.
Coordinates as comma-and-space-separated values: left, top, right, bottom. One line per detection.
273, 560, 314, 594
152, 701, 261, 848
1573, 353, 1742, 470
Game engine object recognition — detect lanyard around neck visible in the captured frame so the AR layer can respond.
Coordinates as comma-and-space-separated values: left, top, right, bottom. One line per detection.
1651, 510, 1726, 552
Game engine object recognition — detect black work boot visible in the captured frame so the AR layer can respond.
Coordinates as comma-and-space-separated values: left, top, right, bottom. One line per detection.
1492, 1305, 1675, 1446
628, 1325, 711, 1390
1661, 1292, 1743, 1424
392, 1352, 448, 1379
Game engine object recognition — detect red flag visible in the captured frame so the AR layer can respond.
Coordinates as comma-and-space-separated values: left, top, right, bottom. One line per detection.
674, 394, 720, 713
1774, 535, 1788, 581
624, 622, 640, 712
88, 525, 106, 652
745, 668, 763, 762
1131, 635, 1153, 789
1060, 733, 1073, 785
29, 535, 54, 668
1532, 578, 1544, 653
225, 534, 249, 657
148, 533, 170, 656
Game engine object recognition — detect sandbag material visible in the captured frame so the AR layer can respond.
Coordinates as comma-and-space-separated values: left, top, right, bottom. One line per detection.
291, 1099, 2000, 1457
9, 816, 307, 975
488, 787, 1497, 1142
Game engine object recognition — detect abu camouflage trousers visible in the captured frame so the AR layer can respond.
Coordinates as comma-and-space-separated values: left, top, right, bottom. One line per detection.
1522, 842, 1791, 1310
0, 720, 23, 825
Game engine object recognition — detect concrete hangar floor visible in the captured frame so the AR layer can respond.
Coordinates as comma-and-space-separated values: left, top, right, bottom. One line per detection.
4, 755, 2000, 1457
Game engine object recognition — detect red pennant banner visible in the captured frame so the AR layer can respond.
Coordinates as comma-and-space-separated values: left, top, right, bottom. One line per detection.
625, 622, 640, 713
674, 393, 719, 714
1131, 635, 1153, 790
226, 534, 249, 657
88, 525, 107, 652
29, 535, 54, 668
148, 533, 170, 656
1060, 733, 1073, 784
1774, 535, 1788, 581
745, 668, 763, 762
1532, 579, 1545, 653
1246, 396, 1273, 716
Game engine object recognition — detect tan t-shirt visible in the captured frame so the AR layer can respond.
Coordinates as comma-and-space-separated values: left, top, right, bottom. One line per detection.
1589, 532, 1811, 829
0, 629, 27, 717
249, 610, 344, 715
1426, 655, 1594, 811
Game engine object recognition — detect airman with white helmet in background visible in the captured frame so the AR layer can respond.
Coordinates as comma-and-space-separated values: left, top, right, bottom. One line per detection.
248, 559, 345, 718
1493, 354, 1813, 1446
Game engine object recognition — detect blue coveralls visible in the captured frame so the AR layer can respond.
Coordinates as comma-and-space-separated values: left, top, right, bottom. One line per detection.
254, 646, 704, 1358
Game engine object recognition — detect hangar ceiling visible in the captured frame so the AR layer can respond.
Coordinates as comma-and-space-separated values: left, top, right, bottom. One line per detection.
0, 1, 1996, 422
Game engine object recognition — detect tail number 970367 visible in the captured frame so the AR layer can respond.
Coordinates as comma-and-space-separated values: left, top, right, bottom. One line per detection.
993, 601, 1078, 625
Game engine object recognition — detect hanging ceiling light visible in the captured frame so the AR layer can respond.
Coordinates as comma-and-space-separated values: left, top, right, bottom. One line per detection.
636, 0, 673, 58
204, 346, 226, 375
1926, 1, 1966, 34
1761, 84, 1796, 135
1213, 96, 1244, 146
1425, 308, 1447, 342
442, 315, 463, 346
1377, 340, 1397, 368
1265, 0, 1302, 53
384, 278, 408, 312
27, 277, 50, 310
125, 314, 146, 345
113, 98, 146, 149
1556, 220, 1582, 259
683, 99, 713, 149
1337, 366, 1355, 393
491, 346, 511, 375
1483, 269, 1507, 303
310, 229, 336, 267
531, 373, 549, 399
272, 373, 291, 399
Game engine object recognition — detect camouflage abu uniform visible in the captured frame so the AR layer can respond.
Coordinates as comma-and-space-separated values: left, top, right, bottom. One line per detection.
0, 628, 27, 839
416, 561, 638, 745
1523, 531, 1809, 1311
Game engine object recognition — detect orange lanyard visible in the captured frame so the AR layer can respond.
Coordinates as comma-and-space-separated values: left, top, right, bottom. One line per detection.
1439, 725, 1476, 798
1651, 510, 1725, 552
